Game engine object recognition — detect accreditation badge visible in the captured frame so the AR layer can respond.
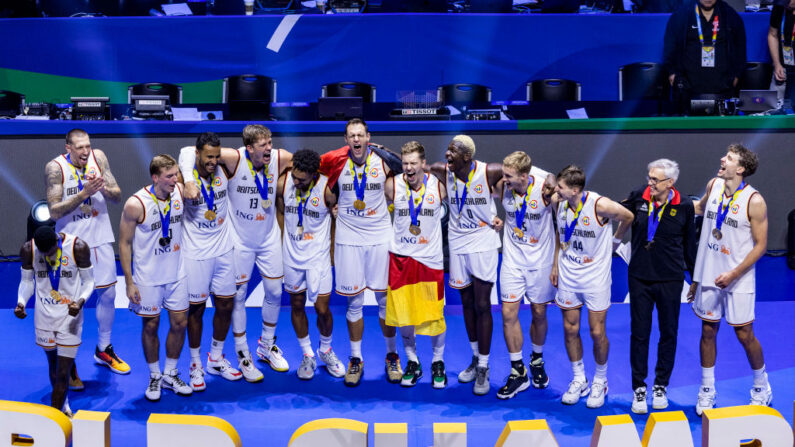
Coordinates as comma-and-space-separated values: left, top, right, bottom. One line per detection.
701, 46, 715, 67
784, 46, 795, 66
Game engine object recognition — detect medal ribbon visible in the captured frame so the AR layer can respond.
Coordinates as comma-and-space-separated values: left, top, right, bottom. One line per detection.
193, 167, 215, 213
295, 181, 315, 229
512, 177, 535, 234
148, 186, 172, 240
44, 237, 63, 293
715, 180, 745, 233
695, 5, 719, 46
65, 154, 91, 208
244, 150, 269, 202
348, 150, 371, 204
647, 189, 673, 243
406, 173, 428, 228
453, 162, 476, 214
563, 192, 587, 244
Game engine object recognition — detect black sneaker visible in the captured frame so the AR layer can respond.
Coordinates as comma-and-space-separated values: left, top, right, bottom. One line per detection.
401, 360, 422, 387
431, 360, 447, 389
529, 356, 549, 389
497, 362, 530, 399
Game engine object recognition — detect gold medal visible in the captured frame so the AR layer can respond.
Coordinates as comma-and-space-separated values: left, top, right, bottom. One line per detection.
561, 242, 570, 251
261, 199, 272, 209
205, 210, 217, 221
513, 227, 524, 239
80, 204, 92, 214
409, 224, 421, 236
712, 228, 722, 240
296, 225, 303, 237
354, 200, 366, 210
50, 289, 61, 300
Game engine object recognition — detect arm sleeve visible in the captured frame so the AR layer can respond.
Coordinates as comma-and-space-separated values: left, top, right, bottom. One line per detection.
179, 147, 197, 185
17, 268, 34, 307
77, 267, 95, 303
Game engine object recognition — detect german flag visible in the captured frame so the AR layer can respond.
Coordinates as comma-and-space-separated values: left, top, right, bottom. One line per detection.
385, 253, 445, 336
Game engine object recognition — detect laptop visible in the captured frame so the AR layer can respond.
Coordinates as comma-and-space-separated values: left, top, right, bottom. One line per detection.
738, 90, 779, 113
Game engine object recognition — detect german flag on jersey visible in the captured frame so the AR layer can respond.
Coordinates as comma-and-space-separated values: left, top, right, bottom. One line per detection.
385, 253, 445, 336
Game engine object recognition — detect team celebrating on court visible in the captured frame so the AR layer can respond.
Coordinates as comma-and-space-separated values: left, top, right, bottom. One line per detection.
15, 120, 771, 419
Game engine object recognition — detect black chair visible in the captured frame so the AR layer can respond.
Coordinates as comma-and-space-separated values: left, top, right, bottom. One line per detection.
322, 82, 376, 103
128, 83, 182, 105
739, 62, 774, 91
618, 62, 666, 101
437, 84, 492, 106
469, 0, 513, 12
526, 79, 581, 101
224, 74, 276, 120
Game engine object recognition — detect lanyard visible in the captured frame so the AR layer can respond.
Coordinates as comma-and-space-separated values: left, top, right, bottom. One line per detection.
348, 150, 371, 203
782, 12, 795, 45
295, 181, 315, 228
44, 237, 63, 292
244, 150, 269, 202
147, 186, 172, 240
696, 5, 719, 46
65, 154, 91, 206
406, 173, 428, 228
715, 180, 745, 232
647, 189, 673, 243
453, 162, 476, 215
563, 192, 587, 244
193, 167, 215, 211
512, 177, 535, 232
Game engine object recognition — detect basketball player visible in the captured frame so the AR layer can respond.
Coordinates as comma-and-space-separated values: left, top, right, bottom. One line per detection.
384, 141, 448, 389
178, 132, 242, 390
429, 135, 504, 396
119, 154, 193, 401
180, 125, 292, 381
495, 151, 557, 399
15, 227, 92, 417
278, 149, 346, 380
45, 129, 129, 379
689, 144, 771, 415
551, 165, 633, 408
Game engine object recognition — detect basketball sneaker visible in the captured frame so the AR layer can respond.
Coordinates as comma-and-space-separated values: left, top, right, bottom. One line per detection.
473, 366, 490, 396
207, 354, 243, 381
298, 355, 317, 380
457, 355, 478, 383
586, 379, 608, 408
529, 356, 549, 389
344, 357, 363, 387
69, 366, 84, 391
401, 360, 422, 387
431, 360, 447, 389
145, 373, 162, 402
631, 386, 648, 414
652, 385, 669, 410
497, 361, 530, 400
749, 383, 773, 407
94, 344, 131, 374
317, 347, 346, 378
189, 362, 206, 392
256, 337, 289, 372
385, 352, 403, 383
561, 378, 590, 405
162, 370, 193, 396
237, 350, 263, 383
695, 386, 716, 416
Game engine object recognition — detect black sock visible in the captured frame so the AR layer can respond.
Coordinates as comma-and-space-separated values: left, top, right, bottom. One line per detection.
531, 352, 543, 362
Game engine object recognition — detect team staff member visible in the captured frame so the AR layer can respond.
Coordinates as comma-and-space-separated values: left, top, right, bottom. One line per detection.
45, 129, 130, 377
621, 159, 697, 414
768, 0, 795, 106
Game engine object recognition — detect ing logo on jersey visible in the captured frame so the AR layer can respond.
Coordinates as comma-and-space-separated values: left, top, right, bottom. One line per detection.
731, 203, 740, 214
474, 184, 483, 194
213, 177, 222, 188
582, 216, 590, 226
311, 197, 320, 207
369, 168, 378, 178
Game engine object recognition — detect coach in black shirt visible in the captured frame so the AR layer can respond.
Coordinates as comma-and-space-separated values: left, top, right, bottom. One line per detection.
621, 158, 697, 415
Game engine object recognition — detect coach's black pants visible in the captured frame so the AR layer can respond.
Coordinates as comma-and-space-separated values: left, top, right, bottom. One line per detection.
629, 276, 682, 390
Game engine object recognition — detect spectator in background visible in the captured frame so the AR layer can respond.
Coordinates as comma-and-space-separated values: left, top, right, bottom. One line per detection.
663, 0, 746, 108
769, 0, 795, 107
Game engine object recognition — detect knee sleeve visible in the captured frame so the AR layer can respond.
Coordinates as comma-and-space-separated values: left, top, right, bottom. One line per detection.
346, 292, 364, 322
261, 278, 283, 325
375, 291, 387, 320
57, 345, 78, 358
232, 286, 247, 334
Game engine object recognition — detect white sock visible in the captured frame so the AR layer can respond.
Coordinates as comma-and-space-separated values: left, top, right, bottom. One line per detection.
752, 365, 768, 388
298, 335, 314, 357
532, 344, 543, 354
470, 341, 479, 357
164, 358, 178, 375
509, 351, 523, 362
350, 340, 362, 360
385, 335, 397, 354
702, 366, 715, 388
431, 332, 445, 363
190, 347, 202, 365
234, 335, 248, 354
148, 362, 160, 375
319, 334, 332, 352
261, 323, 276, 345
571, 359, 586, 381
478, 353, 489, 368
594, 362, 608, 383
210, 338, 224, 360
405, 345, 418, 363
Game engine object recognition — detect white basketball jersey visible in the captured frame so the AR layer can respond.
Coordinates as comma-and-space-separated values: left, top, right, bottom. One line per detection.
53, 152, 114, 247
502, 173, 555, 269
556, 192, 612, 292
32, 233, 83, 331
446, 161, 501, 254
227, 147, 281, 250
183, 166, 233, 260
131, 185, 186, 286
335, 151, 391, 245
282, 173, 331, 269
390, 174, 444, 270
694, 179, 757, 293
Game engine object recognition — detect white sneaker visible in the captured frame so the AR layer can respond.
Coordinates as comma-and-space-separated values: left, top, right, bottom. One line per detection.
145, 373, 162, 401
62, 397, 73, 418
749, 383, 773, 407
207, 354, 243, 381
189, 362, 206, 391
317, 347, 345, 378
652, 385, 669, 410
256, 338, 289, 372
561, 378, 590, 405
237, 350, 264, 383
457, 356, 478, 383
298, 355, 317, 380
586, 379, 608, 408
631, 386, 648, 414
696, 385, 716, 416
162, 370, 193, 396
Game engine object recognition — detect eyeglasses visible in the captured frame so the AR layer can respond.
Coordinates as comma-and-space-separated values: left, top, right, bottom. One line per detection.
646, 175, 670, 186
